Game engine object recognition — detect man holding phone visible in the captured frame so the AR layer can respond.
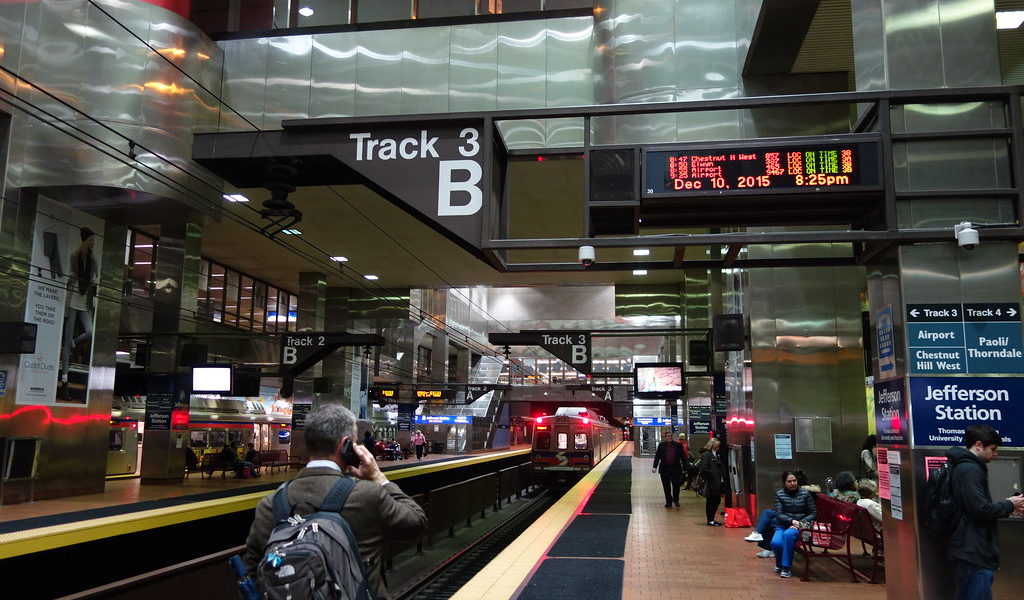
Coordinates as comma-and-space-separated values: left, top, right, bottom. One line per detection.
945, 424, 1024, 600
244, 404, 426, 599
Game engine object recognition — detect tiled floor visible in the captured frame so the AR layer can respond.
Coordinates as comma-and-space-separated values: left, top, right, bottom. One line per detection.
624, 452, 885, 600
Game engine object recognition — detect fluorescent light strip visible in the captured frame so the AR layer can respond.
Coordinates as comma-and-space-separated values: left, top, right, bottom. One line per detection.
997, 11, 1024, 29
633, 249, 650, 256
364, 274, 379, 280
633, 269, 648, 276
330, 256, 348, 262
281, 229, 301, 235
222, 193, 249, 202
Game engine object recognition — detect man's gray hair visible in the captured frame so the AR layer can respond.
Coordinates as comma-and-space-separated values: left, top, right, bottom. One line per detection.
304, 404, 357, 456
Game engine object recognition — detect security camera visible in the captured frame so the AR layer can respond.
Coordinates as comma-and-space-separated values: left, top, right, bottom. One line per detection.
954, 221, 979, 250
578, 245, 595, 267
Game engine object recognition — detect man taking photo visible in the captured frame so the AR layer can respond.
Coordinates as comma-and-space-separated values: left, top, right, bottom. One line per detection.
945, 424, 1024, 600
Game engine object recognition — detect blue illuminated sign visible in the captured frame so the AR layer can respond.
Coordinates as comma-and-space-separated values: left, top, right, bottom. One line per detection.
278, 430, 291, 442
634, 417, 674, 426
415, 415, 471, 424
909, 376, 1024, 448
873, 378, 908, 446
876, 306, 895, 374
907, 303, 1023, 375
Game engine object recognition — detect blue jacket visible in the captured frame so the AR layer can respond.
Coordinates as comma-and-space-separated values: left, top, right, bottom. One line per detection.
774, 487, 816, 527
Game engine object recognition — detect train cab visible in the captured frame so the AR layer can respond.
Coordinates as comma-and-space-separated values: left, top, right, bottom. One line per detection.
531, 406, 617, 484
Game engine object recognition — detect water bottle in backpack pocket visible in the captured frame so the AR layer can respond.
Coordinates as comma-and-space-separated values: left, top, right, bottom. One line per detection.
257, 478, 375, 600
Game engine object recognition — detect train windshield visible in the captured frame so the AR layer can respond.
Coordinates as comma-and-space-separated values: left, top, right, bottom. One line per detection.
574, 433, 588, 450
535, 432, 550, 449
556, 433, 568, 450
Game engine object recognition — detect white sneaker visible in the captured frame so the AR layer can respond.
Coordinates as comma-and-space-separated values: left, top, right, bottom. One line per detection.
744, 532, 763, 542
756, 550, 775, 558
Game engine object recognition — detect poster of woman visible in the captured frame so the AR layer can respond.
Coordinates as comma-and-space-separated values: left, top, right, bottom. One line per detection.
16, 197, 104, 406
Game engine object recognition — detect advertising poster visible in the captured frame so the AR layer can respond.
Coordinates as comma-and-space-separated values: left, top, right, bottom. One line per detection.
877, 447, 890, 500
873, 378, 908, 445
16, 197, 104, 406
889, 450, 903, 520
774, 433, 793, 460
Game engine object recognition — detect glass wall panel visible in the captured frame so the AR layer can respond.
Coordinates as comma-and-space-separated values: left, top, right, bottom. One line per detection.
238, 275, 254, 330
208, 262, 226, 322
224, 271, 240, 326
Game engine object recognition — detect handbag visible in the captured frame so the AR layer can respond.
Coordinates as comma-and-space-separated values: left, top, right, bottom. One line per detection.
692, 472, 708, 497
725, 507, 752, 528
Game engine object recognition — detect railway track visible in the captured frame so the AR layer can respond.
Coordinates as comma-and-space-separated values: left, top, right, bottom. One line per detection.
396, 488, 561, 600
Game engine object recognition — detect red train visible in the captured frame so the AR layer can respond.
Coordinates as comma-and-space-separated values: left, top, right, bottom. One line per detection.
531, 406, 617, 484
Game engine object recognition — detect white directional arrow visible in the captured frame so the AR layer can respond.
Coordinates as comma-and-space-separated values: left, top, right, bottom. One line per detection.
1009, 308, 1018, 318
910, 309, 919, 318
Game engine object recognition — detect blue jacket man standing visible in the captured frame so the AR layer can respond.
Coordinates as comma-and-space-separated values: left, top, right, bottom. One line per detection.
946, 424, 1024, 600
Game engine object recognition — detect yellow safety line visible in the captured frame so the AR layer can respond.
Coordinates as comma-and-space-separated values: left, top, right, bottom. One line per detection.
450, 442, 626, 600
0, 448, 530, 559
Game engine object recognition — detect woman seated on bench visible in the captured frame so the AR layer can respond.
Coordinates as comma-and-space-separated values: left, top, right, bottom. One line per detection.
770, 470, 817, 579
856, 478, 882, 530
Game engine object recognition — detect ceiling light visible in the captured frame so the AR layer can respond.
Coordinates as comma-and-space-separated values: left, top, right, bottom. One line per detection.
281, 229, 301, 235
997, 11, 1024, 29
633, 248, 650, 256
223, 193, 249, 202
330, 256, 348, 262
298, 6, 314, 17
633, 269, 648, 276
364, 274, 378, 280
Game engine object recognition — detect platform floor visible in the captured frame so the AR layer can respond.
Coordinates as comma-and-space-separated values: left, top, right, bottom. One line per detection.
456, 443, 885, 600
0, 446, 527, 527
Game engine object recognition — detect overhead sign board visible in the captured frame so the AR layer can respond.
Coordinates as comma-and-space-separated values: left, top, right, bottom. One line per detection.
634, 417, 674, 426
643, 138, 880, 197
330, 120, 488, 253
488, 330, 592, 375
908, 376, 1024, 448
906, 303, 1023, 374
415, 415, 471, 425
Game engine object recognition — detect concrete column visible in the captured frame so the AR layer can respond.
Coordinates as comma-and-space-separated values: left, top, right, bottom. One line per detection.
141, 219, 202, 484
289, 271, 326, 458
320, 286, 351, 408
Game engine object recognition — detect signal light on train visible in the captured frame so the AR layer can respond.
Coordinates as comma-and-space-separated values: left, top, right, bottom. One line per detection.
582, 417, 590, 425
536, 416, 544, 423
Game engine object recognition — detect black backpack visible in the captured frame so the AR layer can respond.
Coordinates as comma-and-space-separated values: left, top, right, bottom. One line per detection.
256, 478, 375, 600
924, 458, 964, 540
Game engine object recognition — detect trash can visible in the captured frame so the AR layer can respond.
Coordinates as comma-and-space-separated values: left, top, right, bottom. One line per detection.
431, 441, 445, 454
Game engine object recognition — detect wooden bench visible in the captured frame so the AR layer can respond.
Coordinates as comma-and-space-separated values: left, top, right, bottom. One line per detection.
254, 449, 291, 473
795, 494, 884, 583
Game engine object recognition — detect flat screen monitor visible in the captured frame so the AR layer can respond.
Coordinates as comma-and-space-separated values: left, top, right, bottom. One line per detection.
191, 365, 233, 394
634, 362, 684, 397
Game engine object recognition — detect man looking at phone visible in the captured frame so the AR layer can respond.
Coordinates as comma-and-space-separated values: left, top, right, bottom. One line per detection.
244, 404, 426, 599
945, 424, 1024, 600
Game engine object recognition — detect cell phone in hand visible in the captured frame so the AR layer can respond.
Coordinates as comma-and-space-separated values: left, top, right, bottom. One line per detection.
342, 439, 361, 467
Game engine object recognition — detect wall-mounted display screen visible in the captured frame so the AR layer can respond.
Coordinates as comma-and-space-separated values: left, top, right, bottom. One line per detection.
635, 363, 684, 397
191, 365, 233, 393
643, 139, 879, 197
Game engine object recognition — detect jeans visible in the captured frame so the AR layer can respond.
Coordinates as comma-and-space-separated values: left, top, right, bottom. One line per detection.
755, 509, 776, 550
954, 558, 995, 600
660, 471, 682, 503
415, 445, 424, 459
770, 525, 800, 569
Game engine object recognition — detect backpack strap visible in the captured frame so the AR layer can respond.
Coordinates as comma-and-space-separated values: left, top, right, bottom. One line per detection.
320, 476, 356, 513
271, 481, 293, 524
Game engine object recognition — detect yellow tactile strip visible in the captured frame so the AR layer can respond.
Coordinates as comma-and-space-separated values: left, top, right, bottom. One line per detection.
0, 448, 529, 559
450, 442, 626, 600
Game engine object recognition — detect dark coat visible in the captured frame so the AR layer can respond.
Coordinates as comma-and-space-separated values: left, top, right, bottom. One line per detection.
653, 440, 687, 475
946, 446, 1014, 570
774, 487, 816, 527
698, 450, 726, 496
243, 466, 427, 599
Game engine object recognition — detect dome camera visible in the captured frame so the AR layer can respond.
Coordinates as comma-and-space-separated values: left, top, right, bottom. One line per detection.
954, 221, 979, 250
578, 245, 596, 267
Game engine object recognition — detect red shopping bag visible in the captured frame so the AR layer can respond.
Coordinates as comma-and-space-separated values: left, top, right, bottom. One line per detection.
724, 507, 753, 528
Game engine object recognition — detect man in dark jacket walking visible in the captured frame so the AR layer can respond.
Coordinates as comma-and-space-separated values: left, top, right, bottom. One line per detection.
652, 432, 687, 507
946, 424, 1024, 600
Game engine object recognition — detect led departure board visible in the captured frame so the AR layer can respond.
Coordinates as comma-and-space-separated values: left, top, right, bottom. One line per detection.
643, 139, 879, 197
